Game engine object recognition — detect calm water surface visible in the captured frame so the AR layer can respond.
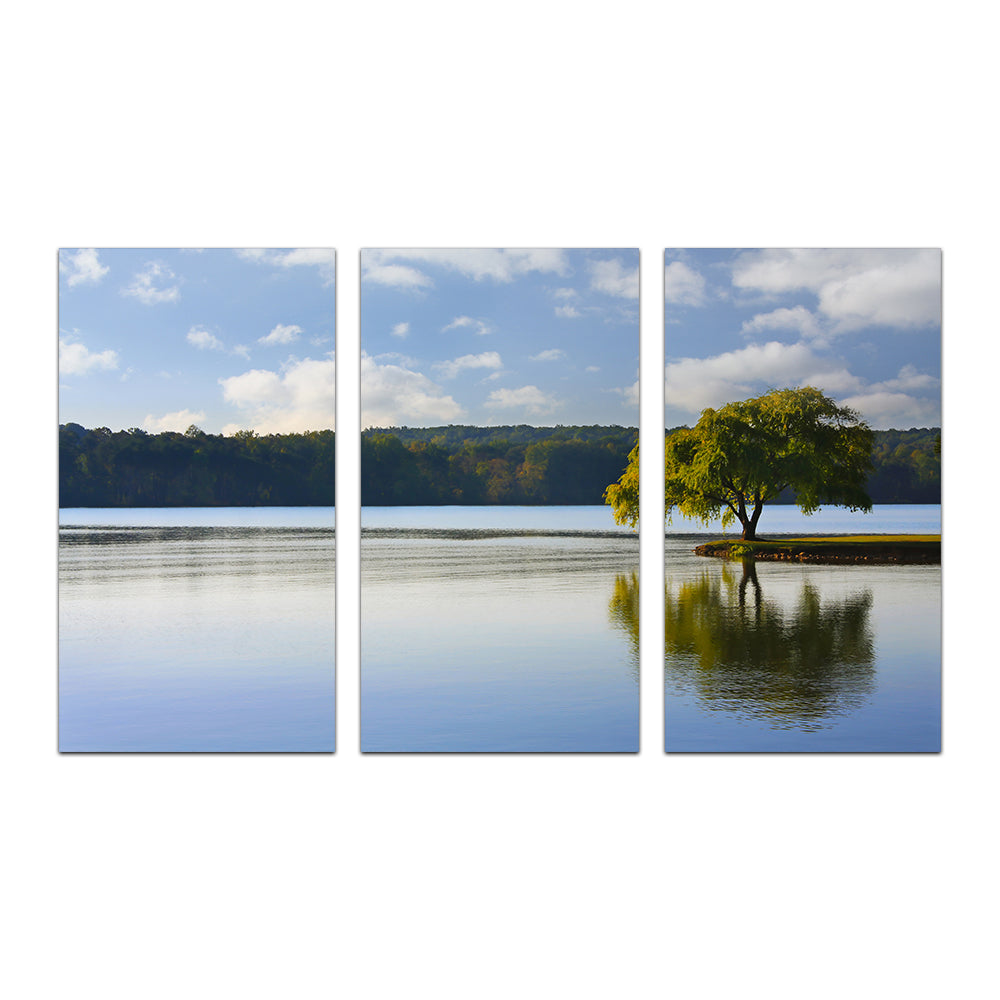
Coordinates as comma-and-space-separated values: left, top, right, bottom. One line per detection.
59, 507, 335, 752
362, 506, 639, 752
664, 505, 941, 752
666, 503, 941, 535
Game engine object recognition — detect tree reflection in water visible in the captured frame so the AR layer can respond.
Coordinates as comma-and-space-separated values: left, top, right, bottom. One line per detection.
666, 559, 876, 730
608, 572, 639, 682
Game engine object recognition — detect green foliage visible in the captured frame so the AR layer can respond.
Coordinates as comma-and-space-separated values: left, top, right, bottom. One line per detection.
663, 425, 939, 506
60, 413, 940, 513
866, 427, 941, 502
664, 387, 875, 540
367, 423, 637, 450
603, 439, 639, 528
59, 425, 335, 507
360, 425, 637, 506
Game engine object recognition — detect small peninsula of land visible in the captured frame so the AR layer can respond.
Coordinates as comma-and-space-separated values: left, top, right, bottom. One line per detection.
693, 536, 941, 564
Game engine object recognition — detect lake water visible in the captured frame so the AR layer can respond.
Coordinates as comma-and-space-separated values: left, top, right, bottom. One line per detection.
664, 505, 941, 752
665, 503, 941, 536
361, 505, 639, 752
59, 507, 335, 752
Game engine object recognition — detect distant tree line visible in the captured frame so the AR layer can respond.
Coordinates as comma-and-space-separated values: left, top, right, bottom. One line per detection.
59, 423, 335, 507
59, 422, 940, 508
866, 427, 941, 503
361, 425, 638, 505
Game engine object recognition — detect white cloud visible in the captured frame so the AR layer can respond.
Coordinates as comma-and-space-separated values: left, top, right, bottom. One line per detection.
368, 248, 570, 286
612, 379, 640, 409
59, 338, 118, 375
186, 326, 224, 351
219, 354, 336, 433
373, 351, 421, 367
819, 261, 941, 331
60, 249, 109, 287
220, 368, 283, 406
741, 305, 822, 340
839, 390, 941, 428
663, 261, 706, 306
433, 351, 503, 379
236, 248, 336, 285
668, 343, 940, 428
485, 385, 558, 417
732, 248, 857, 294
529, 348, 565, 362
257, 323, 302, 346
143, 409, 207, 433
871, 364, 939, 394
391, 322, 410, 338
585, 365, 600, 373
121, 262, 180, 305
361, 353, 462, 427
664, 340, 862, 416
732, 249, 941, 331
276, 248, 336, 269
589, 258, 639, 299
232, 344, 251, 360
555, 305, 581, 318
835, 365, 940, 427
362, 257, 434, 291
443, 315, 493, 336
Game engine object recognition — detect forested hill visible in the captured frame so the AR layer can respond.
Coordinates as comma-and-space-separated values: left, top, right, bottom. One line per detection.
366, 424, 638, 448
361, 425, 638, 505
59, 424, 335, 507
59, 422, 940, 508
866, 427, 941, 503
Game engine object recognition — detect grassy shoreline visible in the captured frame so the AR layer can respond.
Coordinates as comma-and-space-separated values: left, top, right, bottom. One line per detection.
693, 535, 941, 564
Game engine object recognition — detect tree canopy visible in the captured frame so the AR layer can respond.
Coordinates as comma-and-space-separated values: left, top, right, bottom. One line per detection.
603, 439, 639, 528
603, 387, 884, 538
666, 387, 874, 539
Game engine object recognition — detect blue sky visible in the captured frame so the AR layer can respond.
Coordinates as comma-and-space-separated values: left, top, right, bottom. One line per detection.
361, 249, 639, 428
58, 249, 335, 434
664, 249, 941, 430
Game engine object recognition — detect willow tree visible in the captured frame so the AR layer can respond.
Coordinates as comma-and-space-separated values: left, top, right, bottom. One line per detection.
604, 439, 639, 528
665, 387, 874, 540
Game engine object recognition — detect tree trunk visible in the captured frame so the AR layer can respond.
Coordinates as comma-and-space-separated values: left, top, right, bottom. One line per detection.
742, 502, 764, 540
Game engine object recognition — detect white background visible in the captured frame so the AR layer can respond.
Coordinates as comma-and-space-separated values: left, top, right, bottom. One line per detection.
5, 2, 996, 998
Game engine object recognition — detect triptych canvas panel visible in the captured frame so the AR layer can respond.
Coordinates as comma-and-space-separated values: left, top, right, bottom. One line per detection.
57, 248, 941, 753
360, 249, 640, 751
58, 249, 337, 751
662, 250, 942, 752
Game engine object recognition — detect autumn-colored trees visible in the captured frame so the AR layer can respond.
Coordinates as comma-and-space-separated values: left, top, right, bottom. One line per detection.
360, 427, 636, 506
